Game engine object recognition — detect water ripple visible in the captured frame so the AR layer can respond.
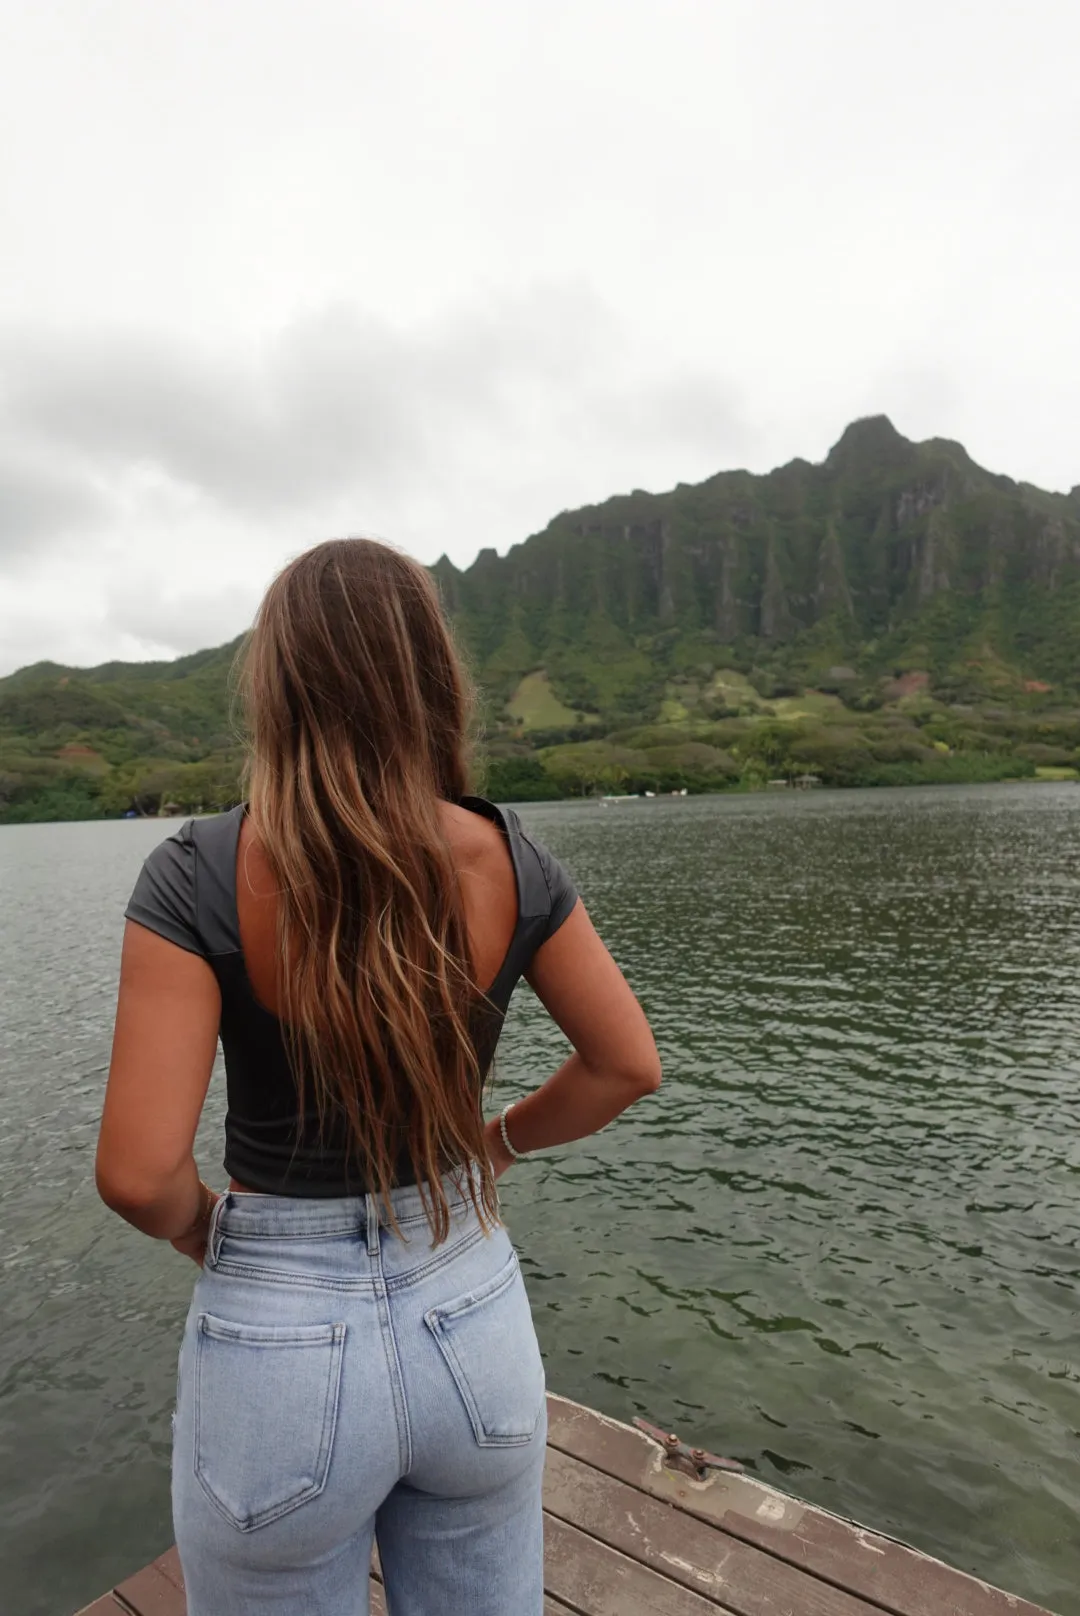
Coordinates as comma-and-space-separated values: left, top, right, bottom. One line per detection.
1, 787, 1079, 1612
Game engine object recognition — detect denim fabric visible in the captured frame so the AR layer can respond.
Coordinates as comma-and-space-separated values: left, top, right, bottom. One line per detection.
172, 1177, 547, 1615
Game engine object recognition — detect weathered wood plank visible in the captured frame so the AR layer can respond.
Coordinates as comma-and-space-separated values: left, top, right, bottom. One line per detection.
150, 1548, 184, 1592
544, 1512, 732, 1615
544, 1444, 882, 1616
546, 1395, 1054, 1616
113, 1560, 186, 1616
109, 1571, 386, 1616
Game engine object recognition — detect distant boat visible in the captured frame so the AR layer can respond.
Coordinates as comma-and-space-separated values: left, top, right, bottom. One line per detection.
599, 789, 687, 803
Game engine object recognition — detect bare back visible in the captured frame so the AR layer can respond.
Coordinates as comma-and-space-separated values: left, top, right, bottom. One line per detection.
236, 802, 520, 1018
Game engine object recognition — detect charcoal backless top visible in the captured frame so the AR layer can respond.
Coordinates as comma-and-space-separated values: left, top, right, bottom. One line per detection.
124, 797, 577, 1195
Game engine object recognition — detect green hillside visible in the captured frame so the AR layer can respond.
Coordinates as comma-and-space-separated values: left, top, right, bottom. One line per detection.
4, 416, 1080, 821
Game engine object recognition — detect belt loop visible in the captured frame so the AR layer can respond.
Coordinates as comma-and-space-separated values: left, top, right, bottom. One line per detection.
365, 1191, 380, 1259
207, 1191, 229, 1268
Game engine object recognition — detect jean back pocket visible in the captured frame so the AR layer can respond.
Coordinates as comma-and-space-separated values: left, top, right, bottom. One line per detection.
193, 1312, 345, 1532
424, 1254, 545, 1447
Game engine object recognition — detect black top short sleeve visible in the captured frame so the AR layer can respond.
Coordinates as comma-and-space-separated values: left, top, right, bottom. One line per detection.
117, 797, 582, 1198
124, 822, 204, 956
528, 833, 579, 941
458, 797, 579, 948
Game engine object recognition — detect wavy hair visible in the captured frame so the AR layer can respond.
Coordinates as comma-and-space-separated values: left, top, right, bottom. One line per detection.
239, 538, 495, 1240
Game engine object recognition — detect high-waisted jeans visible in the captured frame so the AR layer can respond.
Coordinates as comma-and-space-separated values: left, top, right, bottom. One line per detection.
172, 1177, 547, 1615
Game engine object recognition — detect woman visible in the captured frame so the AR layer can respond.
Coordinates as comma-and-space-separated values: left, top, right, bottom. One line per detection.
96, 538, 661, 1616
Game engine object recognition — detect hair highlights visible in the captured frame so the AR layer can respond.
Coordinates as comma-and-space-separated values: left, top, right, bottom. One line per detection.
240, 538, 495, 1240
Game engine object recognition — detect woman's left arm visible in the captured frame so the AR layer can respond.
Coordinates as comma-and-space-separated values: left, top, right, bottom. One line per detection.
96, 920, 221, 1244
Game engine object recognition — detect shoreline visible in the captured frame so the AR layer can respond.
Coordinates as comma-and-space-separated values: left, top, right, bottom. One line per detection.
1, 769, 1076, 827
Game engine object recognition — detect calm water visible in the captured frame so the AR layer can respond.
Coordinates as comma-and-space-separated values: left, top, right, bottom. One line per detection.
1, 786, 1078, 1615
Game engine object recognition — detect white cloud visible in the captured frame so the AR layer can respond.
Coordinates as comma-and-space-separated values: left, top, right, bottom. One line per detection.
0, 0, 1078, 674
0, 286, 753, 669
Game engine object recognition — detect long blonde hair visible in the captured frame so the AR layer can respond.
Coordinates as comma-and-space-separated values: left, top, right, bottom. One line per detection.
240, 538, 496, 1240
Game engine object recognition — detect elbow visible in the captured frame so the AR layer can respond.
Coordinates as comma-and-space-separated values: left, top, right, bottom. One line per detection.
95, 1155, 165, 1217
95, 1165, 141, 1217
629, 1053, 662, 1098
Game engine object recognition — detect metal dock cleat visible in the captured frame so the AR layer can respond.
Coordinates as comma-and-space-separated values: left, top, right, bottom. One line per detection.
633, 1416, 745, 1479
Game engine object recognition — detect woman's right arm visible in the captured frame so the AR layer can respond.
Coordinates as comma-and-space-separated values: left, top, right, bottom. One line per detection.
484, 901, 661, 1174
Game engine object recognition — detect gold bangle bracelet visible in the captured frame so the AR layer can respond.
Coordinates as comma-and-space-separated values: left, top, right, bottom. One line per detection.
182, 1179, 215, 1237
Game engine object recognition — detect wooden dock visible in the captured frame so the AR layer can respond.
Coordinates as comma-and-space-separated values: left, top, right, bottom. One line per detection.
76, 1393, 1055, 1616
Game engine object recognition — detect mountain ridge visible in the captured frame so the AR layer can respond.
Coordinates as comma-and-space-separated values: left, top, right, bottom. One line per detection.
431, 413, 1080, 716
4, 416, 1080, 819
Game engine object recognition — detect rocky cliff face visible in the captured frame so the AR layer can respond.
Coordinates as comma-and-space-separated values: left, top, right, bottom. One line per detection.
432, 416, 1080, 709
6, 417, 1079, 734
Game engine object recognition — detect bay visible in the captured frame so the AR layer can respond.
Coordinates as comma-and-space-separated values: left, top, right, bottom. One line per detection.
1, 784, 1077, 1614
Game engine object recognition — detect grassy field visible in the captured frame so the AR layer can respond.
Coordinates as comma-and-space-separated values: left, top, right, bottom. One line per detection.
505, 671, 599, 731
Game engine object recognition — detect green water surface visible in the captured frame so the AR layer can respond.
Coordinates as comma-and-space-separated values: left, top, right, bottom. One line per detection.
0, 785, 1077, 1613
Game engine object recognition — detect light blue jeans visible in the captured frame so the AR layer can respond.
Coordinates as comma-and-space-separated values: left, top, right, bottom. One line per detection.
172, 1176, 547, 1615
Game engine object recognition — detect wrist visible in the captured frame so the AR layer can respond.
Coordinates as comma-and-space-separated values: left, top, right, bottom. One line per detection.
178, 1177, 216, 1240
485, 1118, 515, 1176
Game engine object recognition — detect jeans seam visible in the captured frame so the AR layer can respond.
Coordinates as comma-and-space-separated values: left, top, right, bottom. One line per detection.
208, 1260, 379, 1293
381, 1287, 413, 1475
214, 1227, 362, 1243
384, 1225, 487, 1292
210, 1226, 486, 1293
369, 1200, 412, 1476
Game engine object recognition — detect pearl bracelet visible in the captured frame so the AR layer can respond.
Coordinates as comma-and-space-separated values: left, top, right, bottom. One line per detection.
498, 1103, 526, 1161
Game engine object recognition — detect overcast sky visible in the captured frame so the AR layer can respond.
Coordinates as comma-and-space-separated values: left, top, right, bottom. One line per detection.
1, 0, 1077, 676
